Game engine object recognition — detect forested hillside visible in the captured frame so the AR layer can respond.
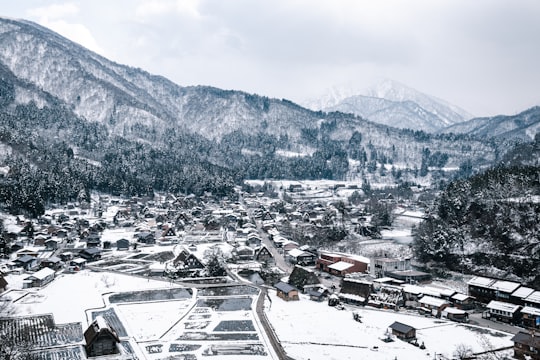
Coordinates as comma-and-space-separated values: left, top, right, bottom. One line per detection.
412, 146, 540, 285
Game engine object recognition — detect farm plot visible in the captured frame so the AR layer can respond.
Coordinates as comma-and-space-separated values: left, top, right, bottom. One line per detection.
195, 297, 253, 311
197, 285, 259, 297
117, 299, 193, 340
0, 314, 82, 349
31, 345, 86, 360
109, 287, 192, 303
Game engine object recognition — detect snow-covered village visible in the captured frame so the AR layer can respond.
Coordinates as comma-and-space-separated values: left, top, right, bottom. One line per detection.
0, 180, 537, 360
1, 3, 540, 360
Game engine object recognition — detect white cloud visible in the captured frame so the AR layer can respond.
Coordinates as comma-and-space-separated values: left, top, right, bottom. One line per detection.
135, 0, 201, 20
27, 2, 79, 20
26, 2, 105, 56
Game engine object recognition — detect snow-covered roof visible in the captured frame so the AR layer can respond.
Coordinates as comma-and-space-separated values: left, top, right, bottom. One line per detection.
287, 248, 310, 258
521, 306, 540, 316
338, 293, 365, 302
525, 291, 540, 304
492, 280, 521, 293
467, 276, 495, 288
486, 300, 520, 313
418, 295, 448, 308
443, 307, 467, 315
328, 261, 354, 272
451, 293, 472, 301
25, 267, 55, 280
511, 286, 535, 299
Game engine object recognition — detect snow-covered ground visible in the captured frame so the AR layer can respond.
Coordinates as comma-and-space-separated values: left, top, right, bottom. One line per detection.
266, 292, 513, 360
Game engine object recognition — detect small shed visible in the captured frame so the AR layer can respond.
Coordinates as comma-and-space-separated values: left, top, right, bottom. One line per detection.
389, 321, 416, 341
275, 281, 299, 301
84, 316, 120, 357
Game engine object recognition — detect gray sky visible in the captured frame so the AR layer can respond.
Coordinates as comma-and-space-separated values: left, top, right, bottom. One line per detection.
2, 0, 540, 116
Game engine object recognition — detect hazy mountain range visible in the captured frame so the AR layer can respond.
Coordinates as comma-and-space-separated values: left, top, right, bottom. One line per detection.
302, 79, 475, 133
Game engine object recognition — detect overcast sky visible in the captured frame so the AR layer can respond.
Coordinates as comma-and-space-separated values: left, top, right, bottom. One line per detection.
2, 0, 540, 116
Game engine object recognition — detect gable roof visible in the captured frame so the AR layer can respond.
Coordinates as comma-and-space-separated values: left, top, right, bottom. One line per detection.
275, 281, 297, 294
511, 331, 540, 348
389, 321, 415, 334
84, 316, 120, 346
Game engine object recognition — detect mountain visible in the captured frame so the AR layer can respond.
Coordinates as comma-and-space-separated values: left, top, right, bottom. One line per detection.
0, 17, 506, 216
440, 106, 540, 141
303, 79, 474, 132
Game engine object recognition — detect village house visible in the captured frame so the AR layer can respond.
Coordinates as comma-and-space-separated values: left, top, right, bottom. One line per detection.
441, 307, 469, 323
255, 246, 274, 265
511, 331, 540, 360
274, 281, 299, 301
116, 238, 130, 250
40, 256, 63, 270
370, 257, 411, 278
467, 276, 521, 304
79, 248, 102, 262
388, 321, 416, 342
486, 300, 522, 324
173, 249, 205, 271
286, 248, 316, 266
13, 254, 38, 270
524, 291, 540, 309
510, 287, 536, 306
316, 251, 369, 276
451, 293, 476, 310
288, 266, 320, 292
340, 277, 373, 300
418, 295, 449, 317
520, 306, 540, 329
23, 267, 55, 288
84, 316, 121, 357
233, 245, 255, 261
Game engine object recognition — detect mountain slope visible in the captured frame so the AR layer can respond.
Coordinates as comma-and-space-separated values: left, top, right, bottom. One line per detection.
0, 17, 510, 216
441, 106, 540, 141
303, 79, 473, 132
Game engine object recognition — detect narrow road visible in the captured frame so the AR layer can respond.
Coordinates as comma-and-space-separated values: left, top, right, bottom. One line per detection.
256, 287, 294, 360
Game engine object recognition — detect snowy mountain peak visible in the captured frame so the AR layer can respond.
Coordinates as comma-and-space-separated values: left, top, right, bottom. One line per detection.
302, 79, 474, 132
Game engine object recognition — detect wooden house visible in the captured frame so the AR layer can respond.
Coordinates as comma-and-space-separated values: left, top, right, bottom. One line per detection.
173, 249, 204, 270
23, 267, 55, 288
511, 331, 540, 360
44, 239, 59, 250
511, 287, 535, 306
136, 231, 156, 244
418, 295, 449, 317
116, 238, 130, 250
84, 316, 121, 357
288, 266, 320, 292
286, 248, 316, 266
340, 278, 372, 300
389, 321, 416, 341
255, 246, 274, 265
79, 248, 102, 261
520, 306, 540, 330
451, 293, 476, 310
275, 281, 299, 301
14, 254, 38, 270
486, 300, 521, 324
40, 256, 63, 270
233, 245, 255, 261
467, 276, 521, 304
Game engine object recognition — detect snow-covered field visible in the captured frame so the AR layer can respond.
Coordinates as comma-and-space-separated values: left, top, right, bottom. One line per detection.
266, 292, 513, 360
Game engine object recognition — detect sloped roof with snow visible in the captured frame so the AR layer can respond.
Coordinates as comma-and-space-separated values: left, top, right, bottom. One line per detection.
492, 280, 521, 293
418, 295, 448, 308
486, 300, 520, 313
511, 286, 535, 299
467, 276, 495, 288
328, 261, 354, 272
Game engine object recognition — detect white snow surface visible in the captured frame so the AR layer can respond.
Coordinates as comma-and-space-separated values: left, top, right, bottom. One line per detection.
266, 292, 512, 360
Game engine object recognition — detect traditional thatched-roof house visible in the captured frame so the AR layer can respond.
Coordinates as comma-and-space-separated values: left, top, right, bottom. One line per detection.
84, 316, 120, 357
